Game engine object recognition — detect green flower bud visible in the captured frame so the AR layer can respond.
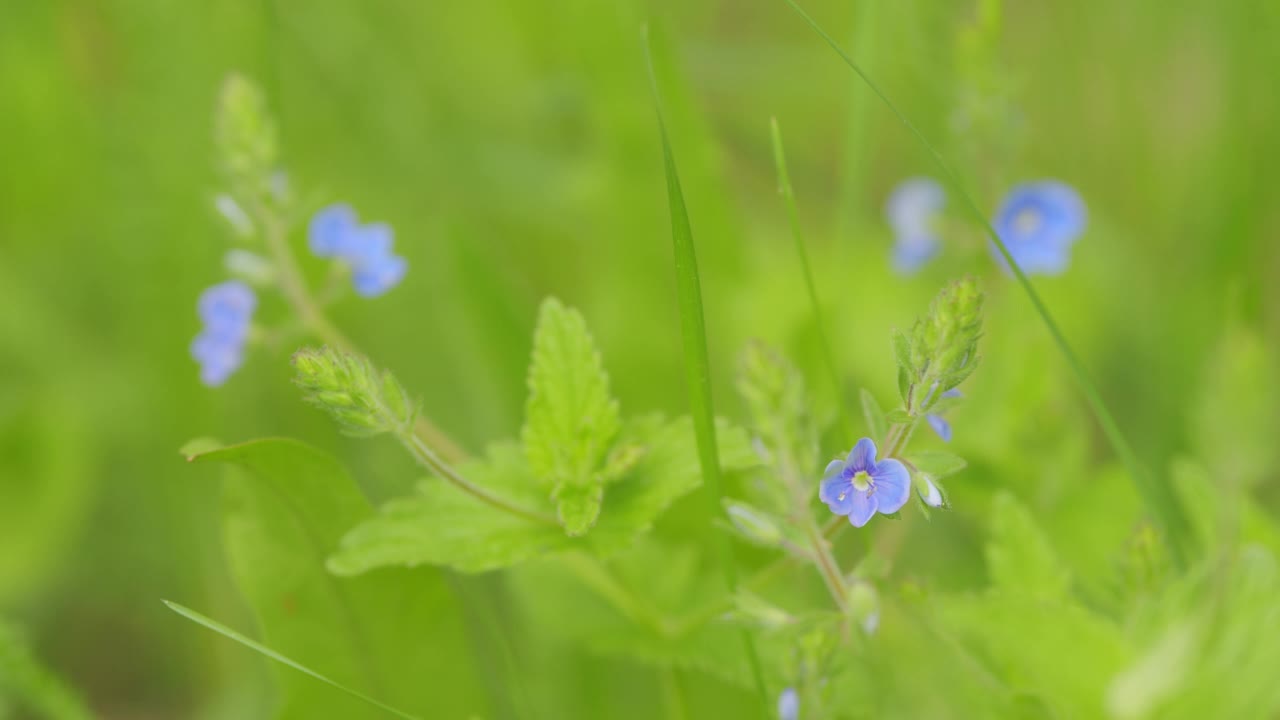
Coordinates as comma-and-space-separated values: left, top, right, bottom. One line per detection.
900, 277, 984, 410
846, 581, 880, 636
723, 499, 783, 547
291, 346, 416, 437
215, 73, 278, 199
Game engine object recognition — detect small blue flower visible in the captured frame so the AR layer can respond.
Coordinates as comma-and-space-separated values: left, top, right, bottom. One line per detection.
191, 280, 256, 387
819, 438, 911, 527
777, 688, 799, 720
991, 181, 1086, 275
885, 177, 946, 274
926, 388, 962, 442
307, 205, 407, 297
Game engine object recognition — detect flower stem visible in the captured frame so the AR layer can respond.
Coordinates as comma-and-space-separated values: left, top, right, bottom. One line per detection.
258, 205, 468, 463
398, 431, 558, 526
805, 522, 849, 612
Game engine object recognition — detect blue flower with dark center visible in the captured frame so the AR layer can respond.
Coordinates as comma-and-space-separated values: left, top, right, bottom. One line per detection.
307, 204, 408, 297
926, 388, 963, 442
885, 178, 946, 274
991, 181, 1086, 275
819, 438, 911, 527
191, 280, 256, 386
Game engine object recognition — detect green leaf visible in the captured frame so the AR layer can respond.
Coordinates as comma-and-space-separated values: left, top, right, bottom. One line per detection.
0, 621, 92, 720
328, 416, 757, 575
885, 408, 913, 424
986, 492, 1070, 599
522, 297, 621, 535
860, 389, 887, 443
891, 328, 913, 377
905, 451, 968, 480
186, 438, 484, 719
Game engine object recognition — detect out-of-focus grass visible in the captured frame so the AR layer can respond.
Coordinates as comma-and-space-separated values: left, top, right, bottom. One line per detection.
0, 0, 1276, 716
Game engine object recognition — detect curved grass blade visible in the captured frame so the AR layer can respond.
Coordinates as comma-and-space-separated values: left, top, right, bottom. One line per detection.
769, 117, 854, 438
642, 26, 770, 710
779, 0, 1192, 567
162, 600, 424, 720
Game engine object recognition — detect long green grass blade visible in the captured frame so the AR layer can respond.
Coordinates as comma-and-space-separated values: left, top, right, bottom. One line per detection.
162, 600, 424, 720
642, 26, 770, 710
769, 117, 853, 437
779, 0, 1192, 567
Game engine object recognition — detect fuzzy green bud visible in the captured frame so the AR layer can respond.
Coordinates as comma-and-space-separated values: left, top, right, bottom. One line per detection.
846, 581, 880, 636
214, 73, 278, 199
723, 499, 784, 547
291, 346, 416, 437
901, 277, 984, 410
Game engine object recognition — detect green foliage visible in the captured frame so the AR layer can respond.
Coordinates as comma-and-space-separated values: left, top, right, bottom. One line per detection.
985, 493, 1070, 598
859, 389, 887, 444
0, 622, 92, 720
329, 416, 756, 575
522, 298, 625, 536
737, 340, 817, 483
1190, 325, 1278, 489
186, 438, 483, 719
292, 347, 416, 438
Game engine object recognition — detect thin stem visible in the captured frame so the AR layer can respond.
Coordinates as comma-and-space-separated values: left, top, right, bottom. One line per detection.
770, 117, 852, 438
805, 522, 849, 612
258, 205, 469, 463
781, 0, 1192, 568
400, 433, 557, 526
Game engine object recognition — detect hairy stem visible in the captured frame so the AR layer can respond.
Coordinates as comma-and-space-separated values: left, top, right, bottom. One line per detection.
258, 205, 469, 463
398, 432, 557, 526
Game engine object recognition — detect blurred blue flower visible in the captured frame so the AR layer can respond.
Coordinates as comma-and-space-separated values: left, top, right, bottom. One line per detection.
926, 388, 962, 442
777, 688, 799, 720
191, 280, 256, 386
885, 177, 946, 274
991, 181, 1086, 275
819, 438, 911, 527
308, 204, 408, 297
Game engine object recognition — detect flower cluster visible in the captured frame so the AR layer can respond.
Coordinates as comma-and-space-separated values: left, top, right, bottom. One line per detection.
191, 281, 257, 386
308, 204, 407, 298
884, 178, 1085, 275
819, 438, 911, 527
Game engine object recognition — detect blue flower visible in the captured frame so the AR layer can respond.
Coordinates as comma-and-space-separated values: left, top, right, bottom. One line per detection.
191, 280, 256, 386
991, 181, 1086, 275
777, 688, 799, 720
885, 177, 946, 274
819, 438, 911, 527
307, 204, 408, 297
926, 388, 963, 442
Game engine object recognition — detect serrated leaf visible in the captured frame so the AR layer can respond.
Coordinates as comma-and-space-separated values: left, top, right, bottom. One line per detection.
329, 416, 757, 575
906, 451, 967, 480
891, 328, 912, 375
860, 389, 887, 442
522, 297, 621, 534
986, 492, 1070, 599
186, 438, 484, 719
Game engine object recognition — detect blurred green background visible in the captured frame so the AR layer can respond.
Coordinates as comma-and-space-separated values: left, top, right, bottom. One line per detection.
1, 0, 1277, 717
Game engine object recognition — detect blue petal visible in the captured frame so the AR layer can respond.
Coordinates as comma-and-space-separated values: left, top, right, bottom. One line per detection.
823, 459, 845, 479
344, 223, 395, 268
198, 281, 257, 330
777, 688, 799, 720
942, 389, 962, 399
885, 177, 946, 238
870, 459, 910, 514
927, 414, 952, 442
892, 237, 939, 275
308, 204, 358, 257
847, 490, 878, 527
820, 475, 856, 516
352, 253, 407, 298
847, 438, 877, 473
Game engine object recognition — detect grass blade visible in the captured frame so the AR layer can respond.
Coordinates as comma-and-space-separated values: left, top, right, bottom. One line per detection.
769, 117, 853, 437
779, 0, 1192, 567
642, 26, 770, 710
162, 600, 424, 720
0, 621, 92, 720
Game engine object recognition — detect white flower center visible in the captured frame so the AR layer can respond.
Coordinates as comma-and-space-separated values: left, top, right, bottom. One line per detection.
1014, 208, 1042, 236
852, 470, 872, 492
